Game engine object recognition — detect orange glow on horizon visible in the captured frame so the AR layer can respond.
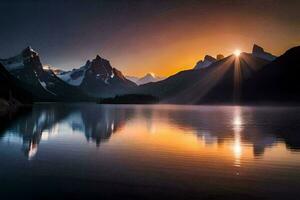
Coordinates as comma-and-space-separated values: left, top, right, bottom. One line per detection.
106, 10, 298, 77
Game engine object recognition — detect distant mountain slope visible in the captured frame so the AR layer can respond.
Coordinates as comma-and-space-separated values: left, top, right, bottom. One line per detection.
136, 52, 269, 104
137, 73, 165, 85
126, 73, 165, 85
0, 63, 32, 118
57, 55, 136, 98
125, 75, 139, 83
0, 63, 32, 104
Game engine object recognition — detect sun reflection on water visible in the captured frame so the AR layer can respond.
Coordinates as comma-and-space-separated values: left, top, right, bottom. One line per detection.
232, 107, 243, 170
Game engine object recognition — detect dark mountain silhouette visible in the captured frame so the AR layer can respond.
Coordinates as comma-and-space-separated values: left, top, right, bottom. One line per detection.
0, 63, 33, 132
242, 46, 300, 103
135, 45, 300, 104
136, 52, 269, 104
0, 63, 32, 104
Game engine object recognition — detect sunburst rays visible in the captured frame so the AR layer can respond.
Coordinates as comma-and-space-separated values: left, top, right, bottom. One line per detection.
234, 55, 242, 102
164, 52, 266, 104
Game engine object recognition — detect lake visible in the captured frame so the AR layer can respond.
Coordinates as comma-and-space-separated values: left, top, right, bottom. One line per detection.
1, 104, 300, 199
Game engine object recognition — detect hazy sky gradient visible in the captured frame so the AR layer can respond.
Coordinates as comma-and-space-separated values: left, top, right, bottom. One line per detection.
0, 0, 299, 76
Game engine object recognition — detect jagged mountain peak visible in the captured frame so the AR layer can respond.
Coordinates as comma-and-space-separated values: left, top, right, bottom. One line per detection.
252, 44, 276, 61
57, 54, 116, 87
89, 55, 113, 75
252, 44, 264, 53
93, 54, 110, 64
90, 54, 111, 66
194, 55, 217, 70
21, 46, 38, 59
203, 55, 216, 62
0, 46, 42, 73
57, 54, 136, 97
22, 46, 37, 53
85, 60, 91, 66
0, 46, 86, 101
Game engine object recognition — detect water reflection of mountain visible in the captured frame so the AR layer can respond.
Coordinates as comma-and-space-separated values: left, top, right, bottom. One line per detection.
66, 105, 134, 146
1, 104, 70, 159
1, 104, 300, 159
0, 104, 134, 159
137, 106, 300, 156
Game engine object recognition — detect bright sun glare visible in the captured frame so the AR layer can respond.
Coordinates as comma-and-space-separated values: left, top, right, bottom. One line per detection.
234, 49, 241, 57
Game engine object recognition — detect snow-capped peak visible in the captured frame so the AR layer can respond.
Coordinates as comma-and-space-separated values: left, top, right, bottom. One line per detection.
57, 54, 118, 86
0, 46, 40, 72
57, 61, 91, 86
23, 46, 37, 54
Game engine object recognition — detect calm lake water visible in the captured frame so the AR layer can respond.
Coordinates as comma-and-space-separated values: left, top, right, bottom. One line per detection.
1, 104, 300, 200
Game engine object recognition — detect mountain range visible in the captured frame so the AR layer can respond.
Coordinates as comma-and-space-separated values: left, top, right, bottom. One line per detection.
0, 44, 299, 104
0, 47, 135, 101
126, 73, 165, 85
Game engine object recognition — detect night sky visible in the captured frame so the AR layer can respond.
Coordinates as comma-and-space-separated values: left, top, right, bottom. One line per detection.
0, 0, 299, 76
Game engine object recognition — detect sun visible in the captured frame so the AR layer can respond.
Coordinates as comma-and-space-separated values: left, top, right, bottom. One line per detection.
234, 49, 241, 57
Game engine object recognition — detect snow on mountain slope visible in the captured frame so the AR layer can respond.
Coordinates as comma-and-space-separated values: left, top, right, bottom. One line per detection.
0, 47, 37, 71
137, 73, 165, 85
126, 73, 165, 85
57, 56, 115, 87
57, 65, 88, 86
38, 79, 57, 96
0, 47, 57, 99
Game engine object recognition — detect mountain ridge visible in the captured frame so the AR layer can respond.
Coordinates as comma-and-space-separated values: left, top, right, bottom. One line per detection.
1, 44, 299, 104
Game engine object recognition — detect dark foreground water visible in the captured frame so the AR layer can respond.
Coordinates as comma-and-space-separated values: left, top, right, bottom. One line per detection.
1, 104, 300, 200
